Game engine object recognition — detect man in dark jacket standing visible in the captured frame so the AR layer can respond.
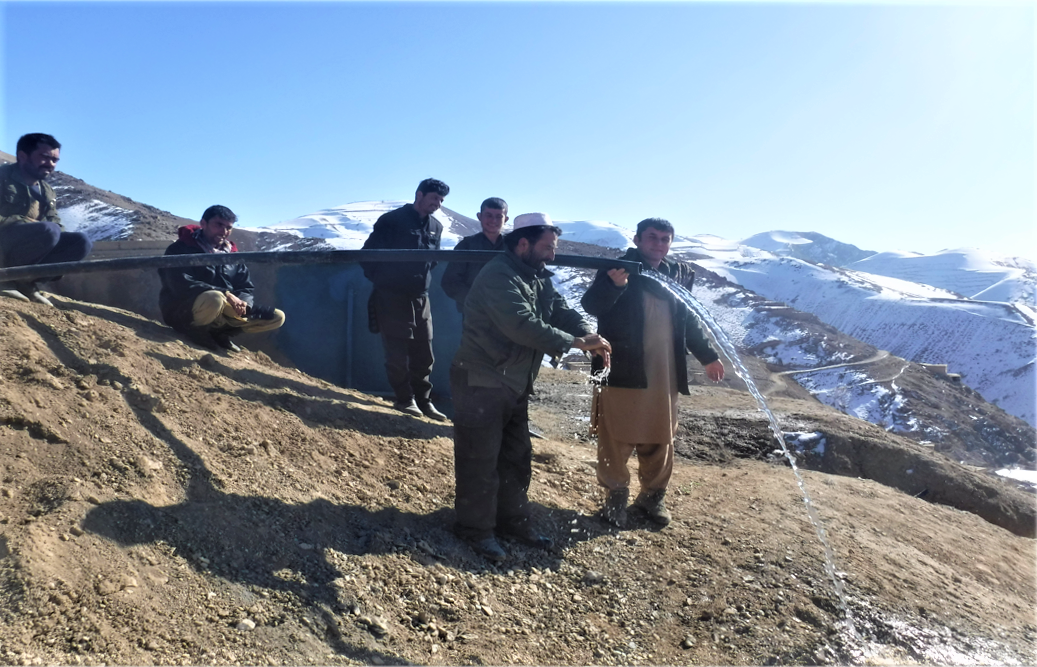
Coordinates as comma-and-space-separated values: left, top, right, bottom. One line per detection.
0, 133, 92, 305
451, 212, 612, 561
582, 218, 724, 528
441, 197, 508, 312
158, 205, 284, 352
361, 178, 449, 421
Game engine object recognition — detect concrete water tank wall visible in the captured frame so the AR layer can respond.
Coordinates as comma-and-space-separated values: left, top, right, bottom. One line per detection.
52, 241, 466, 407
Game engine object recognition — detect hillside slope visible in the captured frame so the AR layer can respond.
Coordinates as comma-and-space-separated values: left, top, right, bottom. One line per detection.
0, 295, 1032, 665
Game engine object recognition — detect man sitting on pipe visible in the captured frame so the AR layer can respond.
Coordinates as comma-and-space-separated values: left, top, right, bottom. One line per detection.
0, 133, 92, 306
158, 205, 285, 352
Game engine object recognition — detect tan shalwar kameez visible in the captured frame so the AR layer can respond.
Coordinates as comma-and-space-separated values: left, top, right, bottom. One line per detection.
596, 293, 678, 493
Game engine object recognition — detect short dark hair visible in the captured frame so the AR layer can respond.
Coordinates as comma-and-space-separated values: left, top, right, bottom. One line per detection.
504, 224, 561, 252
417, 178, 450, 197
202, 205, 237, 223
480, 197, 508, 213
635, 217, 675, 238
16, 133, 61, 156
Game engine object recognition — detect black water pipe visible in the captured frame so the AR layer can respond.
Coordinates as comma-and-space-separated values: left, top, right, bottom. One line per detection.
0, 249, 642, 284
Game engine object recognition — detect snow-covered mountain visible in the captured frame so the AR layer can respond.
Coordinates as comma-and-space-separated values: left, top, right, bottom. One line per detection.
679, 237, 1036, 427
260, 201, 472, 251
847, 249, 1036, 312
250, 207, 1036, 432
741, 230, 876, 267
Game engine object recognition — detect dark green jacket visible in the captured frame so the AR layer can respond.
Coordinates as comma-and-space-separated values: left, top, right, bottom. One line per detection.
453, 249, 593, 396
441, 231, 504, 312
0, 162, 61, 228
581, 247, 719, 394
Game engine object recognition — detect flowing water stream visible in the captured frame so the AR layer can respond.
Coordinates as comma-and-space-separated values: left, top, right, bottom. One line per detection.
641, 271, 859, 639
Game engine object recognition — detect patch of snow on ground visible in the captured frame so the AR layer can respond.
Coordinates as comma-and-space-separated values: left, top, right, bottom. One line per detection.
995, 468, 1037, 486
785, 431, 826, 455
793, 367, 912, 432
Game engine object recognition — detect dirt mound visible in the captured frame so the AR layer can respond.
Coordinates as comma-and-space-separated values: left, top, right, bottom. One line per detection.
0, 296, 1033, 665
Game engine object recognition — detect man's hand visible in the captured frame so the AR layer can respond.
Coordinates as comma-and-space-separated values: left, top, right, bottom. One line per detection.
575, 334, 612, 368
607, 268, 629, 287
705, 360, 725, 382
225, 292, 249, 318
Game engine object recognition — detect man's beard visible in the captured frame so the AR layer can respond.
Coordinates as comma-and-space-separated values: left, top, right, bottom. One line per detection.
520, 249, 543, 270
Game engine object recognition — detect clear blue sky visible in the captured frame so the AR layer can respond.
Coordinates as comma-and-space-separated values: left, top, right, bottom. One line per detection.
3, 1, 1033, 259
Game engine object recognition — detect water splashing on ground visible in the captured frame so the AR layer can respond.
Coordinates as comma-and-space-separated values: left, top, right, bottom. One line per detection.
643, 271, 859, 639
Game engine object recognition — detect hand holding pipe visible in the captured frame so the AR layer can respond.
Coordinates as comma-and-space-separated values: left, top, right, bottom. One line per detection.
0, 249, 642, 284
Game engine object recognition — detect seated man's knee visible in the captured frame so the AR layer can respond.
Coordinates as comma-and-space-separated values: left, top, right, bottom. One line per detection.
191, 290, 227, 327
66, 232, 93, 261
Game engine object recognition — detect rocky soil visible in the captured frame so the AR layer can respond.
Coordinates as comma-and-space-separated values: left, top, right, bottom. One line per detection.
0, 295, 1033, 666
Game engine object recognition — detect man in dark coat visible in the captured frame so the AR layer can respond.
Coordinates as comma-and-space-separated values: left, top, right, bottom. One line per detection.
582, 218, 724, 527
441, 197, 508, 312
0, 133, 92, 306
158, 205, 284, 352
361, 178, 450, 421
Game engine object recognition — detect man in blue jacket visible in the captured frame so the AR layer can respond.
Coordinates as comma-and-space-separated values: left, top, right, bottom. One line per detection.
582, 218, 724, 528
158, 205, 284, 352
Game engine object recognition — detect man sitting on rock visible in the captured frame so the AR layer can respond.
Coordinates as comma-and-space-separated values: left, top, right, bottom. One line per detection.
0, 133, 92, 306
158, 205, 284, 352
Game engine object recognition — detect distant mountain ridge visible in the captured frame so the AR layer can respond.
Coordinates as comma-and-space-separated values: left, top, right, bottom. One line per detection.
244, 203, 1036, 430
740, 230, 877, 266
5, 164, 1031, 461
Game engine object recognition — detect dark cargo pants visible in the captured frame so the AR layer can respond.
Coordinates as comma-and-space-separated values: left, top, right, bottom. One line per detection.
450, 366, 532, 541
373, 291, 434, 404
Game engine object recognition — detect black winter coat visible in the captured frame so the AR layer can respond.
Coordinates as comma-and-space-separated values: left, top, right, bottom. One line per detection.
581, 247, 719, 394
158, 226, 254, 332
361, 204, 443, 298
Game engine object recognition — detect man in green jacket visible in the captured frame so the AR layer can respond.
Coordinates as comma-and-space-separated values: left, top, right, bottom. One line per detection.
0, 133, 92, 305
450, 212, 612, 561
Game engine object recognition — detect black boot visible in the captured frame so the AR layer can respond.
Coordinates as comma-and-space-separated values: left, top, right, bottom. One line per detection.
211, 326, 243, 353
